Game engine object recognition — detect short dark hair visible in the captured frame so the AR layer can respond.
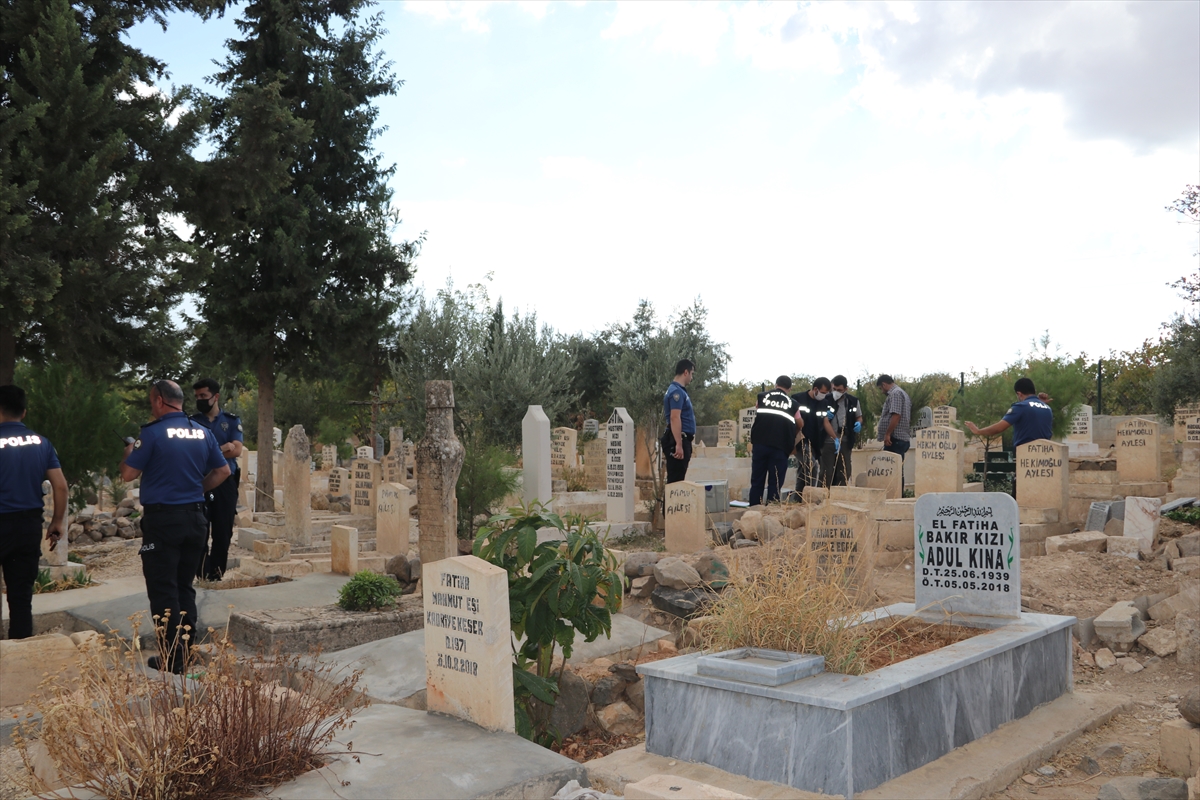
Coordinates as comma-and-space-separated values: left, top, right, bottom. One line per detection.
0, 385, 27, 416
875, 374, 894, 387
832, 375, 848, 388
193, 378, 220, 395
1014, 377, 1037, 395
775, 375, 793, 390
152, 379, 185, 406
674, 359, 695, 376
812, 376, 831, 391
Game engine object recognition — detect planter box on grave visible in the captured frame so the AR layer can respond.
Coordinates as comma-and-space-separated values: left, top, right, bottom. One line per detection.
227, 594, 423, 654
638, 493, 1074, 797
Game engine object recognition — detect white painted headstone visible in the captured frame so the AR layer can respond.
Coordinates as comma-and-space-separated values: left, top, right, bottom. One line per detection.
1067, 405, 1092, 443
716, 420, 736, 448
932, 406, 957, 428
914, 492, 1020, 618
356, 445, 374, 460
522, 406, 552, 508
582, 419, 599, 436
606, 407, 635, 522
738, 408, 756, 444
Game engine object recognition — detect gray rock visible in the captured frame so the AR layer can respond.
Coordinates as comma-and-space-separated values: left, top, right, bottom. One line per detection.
1176, 532, 1200, 557
760, 516, 785, 542
1094, 601, 1147, 652
1095, 742, 1124, 759
1118, 750, 1143, 772
1036, 766, 1056, 777
385, 554, 411, 582
653, 557, 703, 590
630, 575, 657, 598
1078, 755, 1100, 775
1180, 686, 1200, 725
624, 552, 662, 577
609, 662, 638, 682
733, 539, 760, 549
1097, 777, 1187, 800
1179, 611, 1200, 668
545, 669, 589, 740
625, 679, 645, 714
591, 675, 627, 707
650, 586, 715, 619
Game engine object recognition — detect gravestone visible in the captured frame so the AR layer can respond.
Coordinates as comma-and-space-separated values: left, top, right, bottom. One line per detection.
331, 525, 358, 575
272, 427, 282, 448
382, 451, 404, 486
373, 433, 385, 460
914, 407, 933, 431
914, 492, 1020, 618
328, 467, 349, 497
283, 426, 312, 546
1124, 497, 1161, 554
861, 451, 902, 499
1186, 416, 1200, 444
914, 426, 964, 495
321, 444, 337, 470
416, 381, 465, 567
664, 481, 706, 553
1174, 404, 1200, 443
932, 405, 957, 428
738, 408, 756, 445
1085, 502, 1112, 532
272, 449, 284, 488
582, 418, 599, 436
551, 427, 578, 477
356, 445, 374, 460
389, 426, 404, 453
522, 406, 552, 508
606, 407, 635, 522
1067, 405, 1093, 442
717, 420, 736, 447
376, 482, 414, 556
1115, 418, 1160, 483
423, 555, 515, 733
808, 501, 874, 577
583, 439, 607, 491
350, 457, 381, 519
1015, 439, 1068, 514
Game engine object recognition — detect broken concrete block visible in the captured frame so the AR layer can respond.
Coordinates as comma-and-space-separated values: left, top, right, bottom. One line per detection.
1160, 719, 1200, 778
1150, 584, 1200, 622
253, 539, 291, 562
1046, 531, 1108, 554
1139, 626, 1178, 657
1173, 557, 1200, 576
1107, 536, 1141, 560
1095, 601, 1147, 652
1105, 517, 1126, 537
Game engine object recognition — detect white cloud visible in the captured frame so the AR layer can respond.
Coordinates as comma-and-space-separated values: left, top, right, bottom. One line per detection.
402, 1, 553, 34
603, 1, 730, 64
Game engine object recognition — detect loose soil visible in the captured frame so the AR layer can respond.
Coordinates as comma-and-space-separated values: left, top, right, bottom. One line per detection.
863, 620, 987, 670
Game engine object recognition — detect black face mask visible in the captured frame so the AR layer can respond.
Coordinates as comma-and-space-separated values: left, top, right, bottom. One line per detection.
196, 397, 214, 414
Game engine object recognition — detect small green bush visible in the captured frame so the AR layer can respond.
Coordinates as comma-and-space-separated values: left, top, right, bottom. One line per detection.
1165, 507, 1200, 525
336, 571, 402, 611
68, 552, 83, 564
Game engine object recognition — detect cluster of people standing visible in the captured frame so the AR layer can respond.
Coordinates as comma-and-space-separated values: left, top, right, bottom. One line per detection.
0, 379, 242, 675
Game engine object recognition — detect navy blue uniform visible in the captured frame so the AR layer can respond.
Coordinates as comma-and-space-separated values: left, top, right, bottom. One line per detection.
662, 380, 696, 484
749, 390, 799, 506
126, 412, 225, 669
1003, 397, 1054, 447
190, 410, 243, 579
0, 421, 61, 639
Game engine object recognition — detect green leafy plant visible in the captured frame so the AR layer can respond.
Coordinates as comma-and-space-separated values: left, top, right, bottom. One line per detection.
68, 552, 83, 564
1165, 507, 1200, 525
336, 570, 401, 611
33, 567, 93, 593
456, 425, 520, 539
474, 505, 622, 746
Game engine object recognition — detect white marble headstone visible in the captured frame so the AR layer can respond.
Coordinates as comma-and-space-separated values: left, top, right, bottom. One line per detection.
606, 407, 635, 522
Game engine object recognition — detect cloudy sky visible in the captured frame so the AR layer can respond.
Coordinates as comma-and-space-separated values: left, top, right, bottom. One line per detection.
131, 1, 1200, 385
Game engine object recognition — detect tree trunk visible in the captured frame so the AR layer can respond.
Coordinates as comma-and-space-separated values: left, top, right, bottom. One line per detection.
256, 348, 276, 512
0, 324, 15, 385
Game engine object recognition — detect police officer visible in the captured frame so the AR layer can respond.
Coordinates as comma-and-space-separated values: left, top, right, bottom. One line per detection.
0, 385, 67, 640
120, 380, 229, 672
821, 375, 864, 487
748, 376, 799, 505
661, 359, 697, 484
191, 378, 243, 580
793, 377, 836, 497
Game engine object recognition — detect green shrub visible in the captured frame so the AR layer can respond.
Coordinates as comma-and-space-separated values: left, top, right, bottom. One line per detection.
336, 571, 401, 611
456, 428, 519, 539
1165, 507, 1200, 525
68, 552, 83, 564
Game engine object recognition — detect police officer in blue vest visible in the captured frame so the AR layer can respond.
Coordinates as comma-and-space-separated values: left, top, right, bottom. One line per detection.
120, 380, 229, 672
190, 378, 243, 580
0, 385, 68, 640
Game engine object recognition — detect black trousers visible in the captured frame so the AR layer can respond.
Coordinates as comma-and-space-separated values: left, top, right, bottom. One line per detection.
0, 512, 42, 640
820, 438, 852, 488
662, 432, 693, 484
198, 470, 238, 580
140, 506, 207, 667
749, 445, 790, 505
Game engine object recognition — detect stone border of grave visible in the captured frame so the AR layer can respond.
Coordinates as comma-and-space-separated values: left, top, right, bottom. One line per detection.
638, 604, 1075, 797
227, 594, 422, 654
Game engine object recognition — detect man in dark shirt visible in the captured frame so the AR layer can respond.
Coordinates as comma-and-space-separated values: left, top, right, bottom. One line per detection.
965, 377, 1054, 497
191, 378, 244, 580
0, 385, 67, 640
793, 377, 836, 497
821, 375, 864, 487
749, 376, 799, 505
661, 359, 696, 484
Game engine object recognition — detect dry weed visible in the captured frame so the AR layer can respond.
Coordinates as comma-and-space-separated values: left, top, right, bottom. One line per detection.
13, 613, 366, 800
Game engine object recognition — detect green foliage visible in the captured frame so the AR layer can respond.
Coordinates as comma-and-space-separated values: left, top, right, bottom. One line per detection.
336, 571, 402, 611
1165, 507, 1200, 525
0, 0, 207, 382
474, 506, 622, 746
33, 567, 93, 593
1153, 312, 1200, 420
456, 427, 519, 539
67, 552, 82, 564
857, 373, 959, 442
709, 380, 763, 423
16, 361, 132, 492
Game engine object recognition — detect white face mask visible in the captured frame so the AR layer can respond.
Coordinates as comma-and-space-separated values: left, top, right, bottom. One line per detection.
831, 390, 844, 400
815, 391, 828, 401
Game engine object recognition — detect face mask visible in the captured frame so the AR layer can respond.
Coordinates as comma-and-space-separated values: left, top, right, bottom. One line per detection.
832, 390, 844, 400
196, 397, 213, 414
815, 391, 828, 401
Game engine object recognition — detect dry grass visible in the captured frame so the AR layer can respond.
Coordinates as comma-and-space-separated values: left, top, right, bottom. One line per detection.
12, 614, 366, 800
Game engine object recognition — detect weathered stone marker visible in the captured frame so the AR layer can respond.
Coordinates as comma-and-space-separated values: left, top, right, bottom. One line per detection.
328, 467, 348, 496
738, 408, 756, 445
914, 492, 1020, 618
582, 418, 599, 436
376, 482, 414, 557
808, 501, 875, 576
283, 425, 312, 546
356, 445, 373, 460
1115, 418, 1160, 483
932, 405, 957, 428
522, 406, 552, 508
1067, 405, 1092, 442
664, 481, 706, 553
861, 451, 902, 499
331, 525, 358, 575
416, 381, 465, 566
272, 427, 282, 448
1124, 496, 1161, 554
914, 426, 964, 495
606, 407, 635, 523
423, 555, 514, 733
321, 444, 337, 470
1015, 439, 1068, 514
583, 438, 607, 490
717, 420, 736, 447
551, 427, 578, 477
350, 457, 380, 519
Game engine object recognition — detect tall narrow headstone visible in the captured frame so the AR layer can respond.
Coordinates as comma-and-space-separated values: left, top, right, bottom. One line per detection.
331, 525, 358, 575
283, 425, 311, 546
522, 406, 552, 508
717, 420, 736, 447
389, 427, 405, 453
272, 427, 282, 448
1067, 405, 1093, 442
664, 481, 706, 553
914, 492, 1020, 619
1015, 439, 1068, 515
424, 555, 515, 733
376, 482, 415, 556
606, 408, 635, 522
1115, 418, 1160, 483
914, 426, 965, 496
932, 406, 957, 428
550, 427, 578, 477
738, 408, 756, 444
861, 451, 903, 499
350, 457, 380, 518
382, 451, 404, 485
416, 381, 465, 566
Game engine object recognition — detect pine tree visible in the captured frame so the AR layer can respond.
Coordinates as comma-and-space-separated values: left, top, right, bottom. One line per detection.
0, 0, 207, 384
196, 0, 415, 510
